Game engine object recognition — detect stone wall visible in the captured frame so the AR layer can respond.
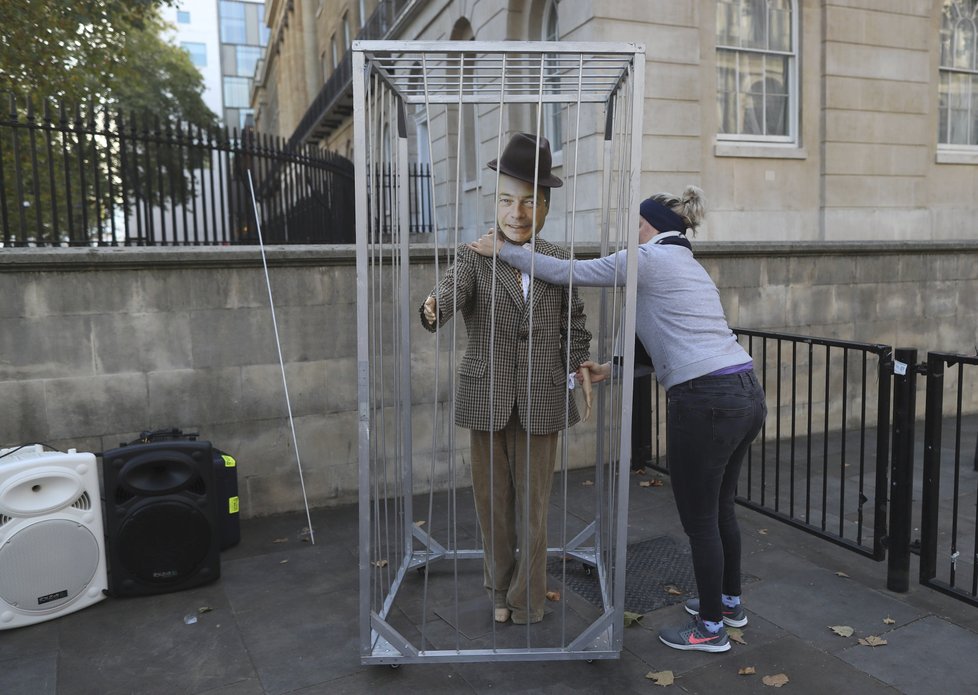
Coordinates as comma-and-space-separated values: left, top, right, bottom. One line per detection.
2, 241, 976, 517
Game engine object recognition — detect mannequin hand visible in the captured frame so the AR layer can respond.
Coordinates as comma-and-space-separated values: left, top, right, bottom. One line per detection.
423, 295, 437, 324
469, 228, 504, 257
577, 360, 611, 385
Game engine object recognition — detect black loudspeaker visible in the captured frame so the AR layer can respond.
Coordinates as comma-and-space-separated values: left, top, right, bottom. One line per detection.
213, 450, 240, 550
0, 446, 107, 629
100, 440, 220, 597
121, 429, 240, 550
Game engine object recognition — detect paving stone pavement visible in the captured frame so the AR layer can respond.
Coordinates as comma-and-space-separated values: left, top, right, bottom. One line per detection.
2, 469, 977, 695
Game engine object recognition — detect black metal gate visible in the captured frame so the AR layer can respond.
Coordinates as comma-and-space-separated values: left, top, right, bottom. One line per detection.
918, 351, 978, 607
644, 332, 978, 608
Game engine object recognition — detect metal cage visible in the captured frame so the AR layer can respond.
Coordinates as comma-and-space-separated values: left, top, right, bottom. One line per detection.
354, 40, 645, 664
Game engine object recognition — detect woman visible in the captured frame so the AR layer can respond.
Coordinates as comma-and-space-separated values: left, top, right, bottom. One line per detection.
470, 186, 766, 653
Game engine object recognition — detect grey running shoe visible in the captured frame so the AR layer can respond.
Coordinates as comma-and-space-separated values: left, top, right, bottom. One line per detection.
684, 598, 748, 627
658, 617, 731, 653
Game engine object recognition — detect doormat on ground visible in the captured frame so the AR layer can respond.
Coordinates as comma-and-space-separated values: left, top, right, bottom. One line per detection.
547, 535, 756, 615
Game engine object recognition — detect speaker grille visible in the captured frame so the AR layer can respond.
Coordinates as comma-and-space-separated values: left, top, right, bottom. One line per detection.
116, 501, 211, 584
0, 514, 10, 528
71, 492, 91, 511
0, 520, 99, 611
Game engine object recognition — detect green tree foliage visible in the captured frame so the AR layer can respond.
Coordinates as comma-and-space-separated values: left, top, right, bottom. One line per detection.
0, 1, 220, 245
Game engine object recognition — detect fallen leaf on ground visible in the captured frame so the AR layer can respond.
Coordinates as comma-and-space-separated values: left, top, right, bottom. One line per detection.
645, 670, 674, 686
762, 673, 789, 687
272, 537, 288, 543
197, 606, 213, 614
836, 571, 850, 578
859, 635, 887, 647
663, 584, 683, 596
372, 559, 388, 568
279, 559, 288, 564
829, 625, 854, 637
639, 480, 654, 487
623, 611, 644, 627
546, 590, 561, 602
727, 627, 747, 644
883, 617, 896, 625
758, 529, 768, 535
738, 666, 756, 675
582, 479, 594, 487
414, 520, 426, 527
631, 467, 646, 475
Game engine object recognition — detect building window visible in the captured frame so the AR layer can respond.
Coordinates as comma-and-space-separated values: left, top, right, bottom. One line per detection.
359, 0, 367, 27
236, 46, 263, 77
542, 0, 562, 155
223, 76, 252, 108
939, 0, 978, 146
331, 35, 338, 71
177, 10, 191, 24
716, 0, 797, 142
343, 13, 351, 48
219, 1, 247, 43
181, 42, 207, 67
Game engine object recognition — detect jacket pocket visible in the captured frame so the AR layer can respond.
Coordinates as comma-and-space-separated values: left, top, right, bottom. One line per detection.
459, 356, 488, 379
551, 365, 569, 386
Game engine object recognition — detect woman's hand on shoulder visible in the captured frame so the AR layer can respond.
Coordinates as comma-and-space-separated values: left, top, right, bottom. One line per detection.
469, 228, 504, 257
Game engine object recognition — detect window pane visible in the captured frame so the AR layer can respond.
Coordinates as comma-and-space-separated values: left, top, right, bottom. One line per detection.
947, 73, 970, 144
237, 46, 262, 77
177, 10, 191, 24
220, 1, 247, 43
717, 1, 737, 47
224, 76, 251, 107
462, 103, 477, 182
716, 50, 739, 134
769, 5, 792, 52
939, 73, 950, 143
742, 0, 768, 49
181, 42, 207, 67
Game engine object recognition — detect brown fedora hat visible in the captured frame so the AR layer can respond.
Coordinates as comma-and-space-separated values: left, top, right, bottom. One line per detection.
487, 132, 563, 188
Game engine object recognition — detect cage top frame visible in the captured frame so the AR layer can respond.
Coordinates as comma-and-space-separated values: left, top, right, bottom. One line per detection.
353, 40, 645, 105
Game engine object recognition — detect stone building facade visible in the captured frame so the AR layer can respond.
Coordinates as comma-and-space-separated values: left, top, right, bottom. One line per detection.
253, 0, 978, 243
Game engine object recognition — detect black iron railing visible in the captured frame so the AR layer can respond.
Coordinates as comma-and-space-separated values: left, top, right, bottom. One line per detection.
371, 161, 433, 238
0, 94, 355, 246
646, 329, 894, 560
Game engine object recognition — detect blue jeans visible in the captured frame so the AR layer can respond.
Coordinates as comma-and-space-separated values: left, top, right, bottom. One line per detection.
666, 370, 767, 623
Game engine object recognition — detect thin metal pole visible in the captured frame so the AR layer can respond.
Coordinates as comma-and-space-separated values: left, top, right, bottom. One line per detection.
245, 170, 315, 545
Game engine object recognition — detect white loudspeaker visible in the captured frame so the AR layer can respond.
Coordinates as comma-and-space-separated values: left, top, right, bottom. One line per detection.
0, 445, 108, 630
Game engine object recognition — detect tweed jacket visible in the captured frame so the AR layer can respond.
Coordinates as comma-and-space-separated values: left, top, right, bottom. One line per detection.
421, 239, 591, 435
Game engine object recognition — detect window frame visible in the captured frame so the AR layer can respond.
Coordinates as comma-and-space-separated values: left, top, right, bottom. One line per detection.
938, 0, 978, 157
177, 10, 191, 24
715, 0, 799, 147
181, 42, 207, 68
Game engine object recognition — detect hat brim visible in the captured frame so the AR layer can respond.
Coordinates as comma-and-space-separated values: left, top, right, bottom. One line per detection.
488, 160, 563, 188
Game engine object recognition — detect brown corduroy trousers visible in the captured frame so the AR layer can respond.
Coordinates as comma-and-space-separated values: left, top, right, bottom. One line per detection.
470, 407, 559, 624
